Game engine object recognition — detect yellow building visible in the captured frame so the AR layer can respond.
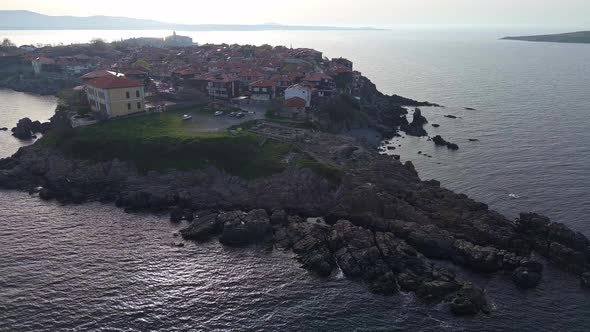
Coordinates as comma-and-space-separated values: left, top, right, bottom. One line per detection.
85, 75, 145, 118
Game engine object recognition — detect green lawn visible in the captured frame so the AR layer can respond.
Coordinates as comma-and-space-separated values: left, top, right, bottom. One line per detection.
43, 109, 294, 179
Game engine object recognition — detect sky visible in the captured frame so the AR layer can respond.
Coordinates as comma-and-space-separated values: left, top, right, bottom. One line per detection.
1, 0, 589, 28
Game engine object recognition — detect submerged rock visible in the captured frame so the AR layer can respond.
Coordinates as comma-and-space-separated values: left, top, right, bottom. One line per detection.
10, 118, 52, 140
433, 135, 459, 150
512, 266, 542, 289
450, 283, 490, 316
180, 214, 223, 241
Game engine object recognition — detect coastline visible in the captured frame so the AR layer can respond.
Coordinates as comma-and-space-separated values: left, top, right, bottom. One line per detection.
1, 103, 589, 316
1, 36, 589, 320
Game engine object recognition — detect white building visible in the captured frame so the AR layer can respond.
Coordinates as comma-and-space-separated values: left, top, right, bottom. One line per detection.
284, 84, 312, 107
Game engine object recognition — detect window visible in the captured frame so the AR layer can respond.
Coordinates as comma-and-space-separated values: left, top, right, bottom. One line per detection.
136, 90, 140, 98
137, 102, 141, 109
127, 103, 131, 110
126, 91, 130, 99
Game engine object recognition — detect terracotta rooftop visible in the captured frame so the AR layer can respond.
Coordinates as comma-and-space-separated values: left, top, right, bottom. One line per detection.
249, 80, 277, 88
86, 75, 143, 89
284, 97, 306, 108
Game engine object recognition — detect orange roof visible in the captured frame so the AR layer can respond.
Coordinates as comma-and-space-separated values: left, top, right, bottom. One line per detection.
86, 76, 143, 89
34, 57, 55, 65
303, 72, 334, 82
249, 80, 277, 88
284, 97, 306, 108
123, 69, 147, 75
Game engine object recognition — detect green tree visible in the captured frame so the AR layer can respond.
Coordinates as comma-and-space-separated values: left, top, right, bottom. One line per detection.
1, 38, 16, 48
90, 38, 108, 50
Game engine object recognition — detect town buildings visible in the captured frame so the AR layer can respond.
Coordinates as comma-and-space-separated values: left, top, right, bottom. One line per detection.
22, 37, 358, 119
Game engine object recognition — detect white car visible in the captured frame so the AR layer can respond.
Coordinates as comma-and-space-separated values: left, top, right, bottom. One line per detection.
182, 114, 193, 121
214, 111, 224, 117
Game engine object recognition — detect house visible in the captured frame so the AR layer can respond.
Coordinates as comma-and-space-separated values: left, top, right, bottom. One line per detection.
332, 57, 353, 70
85, 76, 145, 118
249, 80, 277, 101
32, 57, 59, 75
206, 76, 241, 99
55, 56, 95, 75
284, 84, 312, 107
123, 68, 148, 81
238, 69, 265, 85
302, 73, 336, 98
289, 48, 323, 61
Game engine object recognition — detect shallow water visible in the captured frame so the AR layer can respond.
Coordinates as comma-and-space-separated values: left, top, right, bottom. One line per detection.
0, 89, 56, 158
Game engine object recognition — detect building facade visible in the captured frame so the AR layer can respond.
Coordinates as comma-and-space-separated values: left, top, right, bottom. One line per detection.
206, 77, 240, 99
249, 80, 277, 101
85, 76, 145, 118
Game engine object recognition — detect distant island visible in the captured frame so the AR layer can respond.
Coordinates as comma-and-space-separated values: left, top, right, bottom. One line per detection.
502, 31, 590, 44
0, 10, 381, 31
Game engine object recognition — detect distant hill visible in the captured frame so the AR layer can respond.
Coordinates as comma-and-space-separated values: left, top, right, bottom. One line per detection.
0, 10, 381, 31
502, 31, 590, 44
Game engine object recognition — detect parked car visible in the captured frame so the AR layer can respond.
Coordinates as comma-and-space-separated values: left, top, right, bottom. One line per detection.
182, 114, 193, 121
214, 111, 224, 117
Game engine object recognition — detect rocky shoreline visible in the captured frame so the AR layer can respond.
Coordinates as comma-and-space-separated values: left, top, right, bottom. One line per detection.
1, 119, 589, 316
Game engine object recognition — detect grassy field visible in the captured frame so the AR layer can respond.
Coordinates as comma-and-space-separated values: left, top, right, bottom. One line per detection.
43, 109, 294, 179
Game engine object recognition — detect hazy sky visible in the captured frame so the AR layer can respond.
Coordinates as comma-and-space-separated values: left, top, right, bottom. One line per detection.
2, 0, 589, 27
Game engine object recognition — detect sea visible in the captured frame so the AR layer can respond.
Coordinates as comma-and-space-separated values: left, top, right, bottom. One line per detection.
1, 28, 589, 331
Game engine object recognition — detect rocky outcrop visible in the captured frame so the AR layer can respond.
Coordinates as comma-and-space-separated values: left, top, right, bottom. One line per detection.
401, 108, 429, 137
450, 283, 490, 315
180, 213, 223, 240
2, 124, 590, 316
219, 209, 273, 246
515, 213, 590, 275
11, 118, 52, 140
512, 265, 542, 289
432, 135, 459, 150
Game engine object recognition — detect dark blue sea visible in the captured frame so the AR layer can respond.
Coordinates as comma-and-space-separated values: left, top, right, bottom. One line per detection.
1, 28, 589, 331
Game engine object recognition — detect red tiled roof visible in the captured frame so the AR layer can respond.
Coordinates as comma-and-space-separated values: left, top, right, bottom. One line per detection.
303, 72, 334, 82
123, 69, 147, 75
34, 57, 55, 65
86, 75, 143, 89
284, 97, 306, 108
249, 80, 277, 88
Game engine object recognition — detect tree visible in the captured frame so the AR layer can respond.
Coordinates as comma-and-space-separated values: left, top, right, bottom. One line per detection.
1, 38, 16, 48
90, 38, 108, 50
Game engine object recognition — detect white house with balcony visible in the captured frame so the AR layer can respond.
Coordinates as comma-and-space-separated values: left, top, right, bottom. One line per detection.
284, 83, 312, 107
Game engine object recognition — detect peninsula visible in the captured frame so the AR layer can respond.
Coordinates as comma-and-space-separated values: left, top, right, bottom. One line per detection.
1, 39, 589, 318
0, 10, 381, 31
502, 30, 590, 44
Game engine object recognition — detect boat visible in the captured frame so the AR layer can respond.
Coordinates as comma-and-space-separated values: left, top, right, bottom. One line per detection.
182, 114, 193, 121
